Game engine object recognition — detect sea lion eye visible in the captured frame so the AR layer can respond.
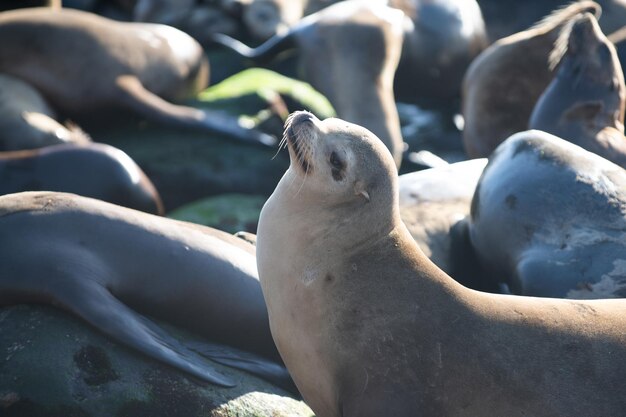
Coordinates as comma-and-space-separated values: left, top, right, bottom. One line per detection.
330, 152, 343, 169
329, 151, 345, 181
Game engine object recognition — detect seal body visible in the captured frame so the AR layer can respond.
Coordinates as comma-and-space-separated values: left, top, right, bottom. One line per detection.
469, 129, 626, 298
391, 0, 488, 107
462, 1, 600, 158
0, 191, 286, 387
0, 73, 90, 150
0, 143, 163, 214
529, 12, 626, 168
257, 111, 626, 416
0, 7, 274, 146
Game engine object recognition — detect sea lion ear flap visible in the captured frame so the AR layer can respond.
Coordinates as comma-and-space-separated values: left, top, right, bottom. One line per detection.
354, 181, 370, 202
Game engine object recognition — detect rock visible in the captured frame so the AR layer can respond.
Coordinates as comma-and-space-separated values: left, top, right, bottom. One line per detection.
0, 305, 313, 417
168, 194, 266, 233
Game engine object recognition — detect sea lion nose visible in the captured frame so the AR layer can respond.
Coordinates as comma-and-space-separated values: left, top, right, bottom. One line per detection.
289, 111, 316, 128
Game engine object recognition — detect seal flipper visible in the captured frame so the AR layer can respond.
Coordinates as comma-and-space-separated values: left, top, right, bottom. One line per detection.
185, 340, 298, 394
56, 281, 236, 387
113, 75, 276, 147
208, 31, 298, 65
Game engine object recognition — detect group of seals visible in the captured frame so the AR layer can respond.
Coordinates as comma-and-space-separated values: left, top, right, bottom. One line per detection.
257, 111, 626, 417
212, 0, 406, 167
0, 191, 289, 388
0, 7, 275, 148
462, 1, 601, 158
529, 12, 626, 168
468, 129, 626, 298
0, 143, 163, 214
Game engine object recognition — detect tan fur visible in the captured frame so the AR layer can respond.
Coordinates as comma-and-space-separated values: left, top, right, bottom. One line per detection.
258, 111, 626, 417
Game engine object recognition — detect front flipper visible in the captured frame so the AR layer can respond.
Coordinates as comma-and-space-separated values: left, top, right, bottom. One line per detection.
56, 281, 235, 387
113, 75, 276, 147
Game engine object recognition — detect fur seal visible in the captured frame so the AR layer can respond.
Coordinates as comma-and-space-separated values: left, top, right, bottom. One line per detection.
0, 143, 163, 215
257, 111, 626, 417
0, 191, 289, 388
0, 73, 90, 151
462, 1, 601, 158
0, 7, 274, 146
211, 0, 406, 167
398, 159, 494, 291
529, 12, 626, 168
469, 129, 626, 299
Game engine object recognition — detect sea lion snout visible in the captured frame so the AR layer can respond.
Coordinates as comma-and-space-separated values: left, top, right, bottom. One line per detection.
569, 13, 603, 55
284, 111, 318, 173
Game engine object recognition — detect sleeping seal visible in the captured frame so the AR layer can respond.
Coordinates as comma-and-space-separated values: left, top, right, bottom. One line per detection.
0, 191, 289, 388
469, 129, 626, 299
0, 7, 274, 146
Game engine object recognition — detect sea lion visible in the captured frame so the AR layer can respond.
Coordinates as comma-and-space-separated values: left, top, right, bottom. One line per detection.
0, 143, 163, 215
0, 73, 90, 151
462, 1, 600, 158
398, 159, 494, 291
0, 7, 274, 146
469, 129, 626, 299
256, 111, 626, 417
212, 0, 406, 167
0, 191, 289, 388
389, 0, 487, 107
529, 12, 626, 168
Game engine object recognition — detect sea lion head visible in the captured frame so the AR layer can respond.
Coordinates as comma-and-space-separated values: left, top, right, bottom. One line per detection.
281, 110, 399, 212
550, 12, 625, 126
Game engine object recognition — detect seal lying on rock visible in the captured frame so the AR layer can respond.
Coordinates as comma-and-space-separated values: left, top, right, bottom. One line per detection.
211, 0, 406, 167
469, 129, 626, 299
0, 73, 90, 151
529, 12, 626, 168
462, 1, 600, 158
0, 191, 289, 388
257, 111, 626, 417
0, 143, 163, 215
0, 7, 274, 146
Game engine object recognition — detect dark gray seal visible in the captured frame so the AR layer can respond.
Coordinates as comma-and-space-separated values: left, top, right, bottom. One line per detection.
529, 12, 626, 168
469, 129, 626, 298
257, 111, 626, 417
0, 191, 289, 388
0, 143, 163, 214
0, 7, 274, 146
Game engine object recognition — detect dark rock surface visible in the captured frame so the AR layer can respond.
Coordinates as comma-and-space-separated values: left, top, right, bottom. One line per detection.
0, 305, 313, 417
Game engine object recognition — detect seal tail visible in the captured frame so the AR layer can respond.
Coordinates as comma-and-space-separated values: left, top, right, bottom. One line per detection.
208, 31, 298, 65
58, 281, 236, 386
